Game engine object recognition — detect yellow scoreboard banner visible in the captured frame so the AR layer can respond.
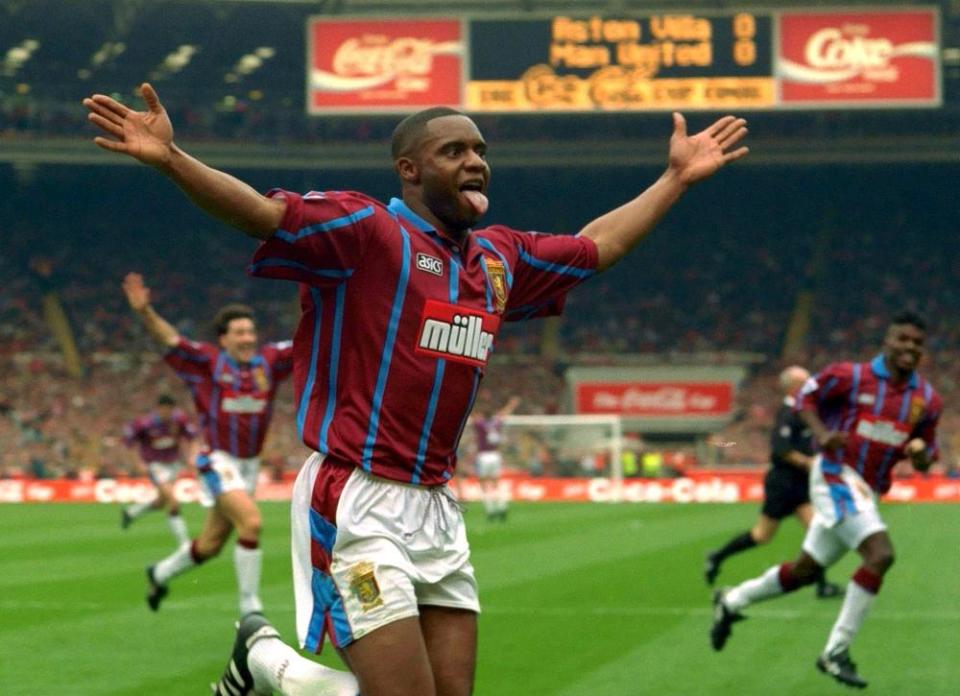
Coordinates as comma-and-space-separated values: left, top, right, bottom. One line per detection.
466, 13, 776, 111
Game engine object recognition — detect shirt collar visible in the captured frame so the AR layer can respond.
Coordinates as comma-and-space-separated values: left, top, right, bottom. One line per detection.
388, 197, 470, 250
870, 354, 918, 388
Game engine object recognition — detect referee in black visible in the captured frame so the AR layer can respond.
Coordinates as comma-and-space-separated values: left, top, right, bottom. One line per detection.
704, 365, 840, 598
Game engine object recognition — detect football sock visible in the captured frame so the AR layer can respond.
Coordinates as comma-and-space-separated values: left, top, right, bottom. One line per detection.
235, 541, 263, 615
496, 486, 508, 514
248, 637, 359, 696
482, 489, 496, 516
126, 500, 156, 520
725, 563, 802, 611
823, 567, 881, 654
154, 541, 198, 584
167, 513, 189, 545
713, 530, 757, 562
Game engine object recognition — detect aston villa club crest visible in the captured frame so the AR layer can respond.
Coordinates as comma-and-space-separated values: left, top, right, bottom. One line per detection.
908, 396, 926, 425
253, 366, 269, 392
348, 560, 383, 612
485, 259, 508, 313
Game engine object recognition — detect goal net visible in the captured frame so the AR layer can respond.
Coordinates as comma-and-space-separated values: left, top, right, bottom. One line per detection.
460, 414, 625, 480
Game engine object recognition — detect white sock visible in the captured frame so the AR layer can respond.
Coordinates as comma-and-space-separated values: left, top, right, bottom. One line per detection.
496, 485, 509, 513
126, 500, 156, 520
154, 542, 197, 584
824, 581, 876, 655
482, 488, 496, 516
235, 544, 263, 615
167, 514, 189, 545
725, 564, 785, 612
248, 637, 358, 696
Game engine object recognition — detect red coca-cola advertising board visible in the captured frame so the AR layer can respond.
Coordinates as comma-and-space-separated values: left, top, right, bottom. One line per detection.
777, 10, 939, 106
575, 382, 734, 418
3, 473, 959, 504
307, 18, 464, 113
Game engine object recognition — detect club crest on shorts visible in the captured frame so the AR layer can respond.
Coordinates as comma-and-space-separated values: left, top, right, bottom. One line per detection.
348, 561, 383, 611
485, 259, 508, 313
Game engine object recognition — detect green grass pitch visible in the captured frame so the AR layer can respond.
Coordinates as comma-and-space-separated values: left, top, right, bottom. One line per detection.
2, 502, 957, 694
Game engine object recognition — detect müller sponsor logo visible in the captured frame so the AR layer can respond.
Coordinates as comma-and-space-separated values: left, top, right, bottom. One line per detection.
312, 36, 462, 93
780, 24, 936, 85
416, 300, 500, 368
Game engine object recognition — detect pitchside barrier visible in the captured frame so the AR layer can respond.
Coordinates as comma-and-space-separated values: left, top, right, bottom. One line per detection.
2, 471, 959, 505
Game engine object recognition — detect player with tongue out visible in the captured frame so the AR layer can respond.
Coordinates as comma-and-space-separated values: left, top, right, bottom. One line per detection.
84, 85, 748, 696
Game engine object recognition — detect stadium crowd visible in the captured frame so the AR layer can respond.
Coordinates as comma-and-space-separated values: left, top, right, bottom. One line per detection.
2, 157, 957, 480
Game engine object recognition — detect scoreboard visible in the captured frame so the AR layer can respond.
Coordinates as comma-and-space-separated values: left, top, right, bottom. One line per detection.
466, 13, 776, 111
307, 8, 940, 114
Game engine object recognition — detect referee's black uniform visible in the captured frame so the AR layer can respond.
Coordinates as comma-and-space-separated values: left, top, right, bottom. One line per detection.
762, 395, 814, 519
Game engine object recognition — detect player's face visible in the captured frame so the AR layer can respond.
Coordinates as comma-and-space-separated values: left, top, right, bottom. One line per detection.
416, 115, 490, 236
156, 405, 174, 422
883, 323, 924, 373
220, 318, 258, 363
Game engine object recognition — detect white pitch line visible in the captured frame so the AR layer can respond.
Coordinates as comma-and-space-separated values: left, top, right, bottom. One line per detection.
481, 604, 960, 622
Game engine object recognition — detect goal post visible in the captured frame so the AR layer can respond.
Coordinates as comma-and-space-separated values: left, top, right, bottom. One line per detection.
495, 414, 625, 481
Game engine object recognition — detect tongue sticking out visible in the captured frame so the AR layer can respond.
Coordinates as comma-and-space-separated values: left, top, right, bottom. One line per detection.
462, 190, 489, 216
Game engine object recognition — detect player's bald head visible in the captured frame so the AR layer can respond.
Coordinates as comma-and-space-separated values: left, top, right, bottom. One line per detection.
391, 106, 468, 161
779, 365, 809, 394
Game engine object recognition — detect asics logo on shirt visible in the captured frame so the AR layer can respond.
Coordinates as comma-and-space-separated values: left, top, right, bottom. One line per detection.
416, 300, 500, 368
416, 253, 444, 277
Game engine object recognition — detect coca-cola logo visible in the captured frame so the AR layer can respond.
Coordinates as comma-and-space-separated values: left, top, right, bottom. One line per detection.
589, 386, 723, 413
311, 36, 462, 92
780, 23, 935, 85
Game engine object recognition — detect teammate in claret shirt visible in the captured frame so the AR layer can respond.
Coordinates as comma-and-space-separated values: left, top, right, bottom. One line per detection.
470, 394, 520, 521
85, 82, 748, 696
120, 393, 198, 545
121, 272, 293, 618
711, 312, 941, 689
704, 366, 841, 598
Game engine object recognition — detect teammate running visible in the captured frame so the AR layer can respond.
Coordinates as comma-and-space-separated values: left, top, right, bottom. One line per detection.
705, 366, 840, 598
710, 313, 941, 689
122, 272, 293, 617
85, 83, 748, 696
120, 393, 198, 545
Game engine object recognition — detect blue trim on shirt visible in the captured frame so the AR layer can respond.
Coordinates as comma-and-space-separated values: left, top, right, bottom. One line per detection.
249, 258, 354, 279
275, 205, 374, 242
517, 247, 594, 279
319, 283, 346, 454
870, 354, 918, 388
388, 197, 435, 232
298, 288, 323, 441
362, 223, 411, 471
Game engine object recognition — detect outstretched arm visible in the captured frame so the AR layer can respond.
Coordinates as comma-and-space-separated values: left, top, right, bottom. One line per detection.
497, 396, 521, 418
122, 272, 180, 348
579, 113, 748, 271
83, 83, 285, 239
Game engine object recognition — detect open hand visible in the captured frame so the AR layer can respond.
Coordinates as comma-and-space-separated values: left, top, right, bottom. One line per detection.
668, 113, 749, 186
82, 83, 174, 167
122, 272, 151, 311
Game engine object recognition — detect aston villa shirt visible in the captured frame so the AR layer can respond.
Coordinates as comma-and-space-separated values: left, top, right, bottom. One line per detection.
164, 338, 294, 458
249, 190, 598, 485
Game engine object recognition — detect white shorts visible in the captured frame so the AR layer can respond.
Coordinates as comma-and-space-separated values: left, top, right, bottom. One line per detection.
476, 450, 503, 479
196, 450, 260, 508
146, 461, 183, 486
802, 455, 887, 567
292, 453, 479, 653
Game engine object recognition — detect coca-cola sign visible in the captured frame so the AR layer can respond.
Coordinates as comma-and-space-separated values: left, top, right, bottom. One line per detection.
308, 19, 464, 113
576, 382, 733, 417
777, 10, 939, 106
